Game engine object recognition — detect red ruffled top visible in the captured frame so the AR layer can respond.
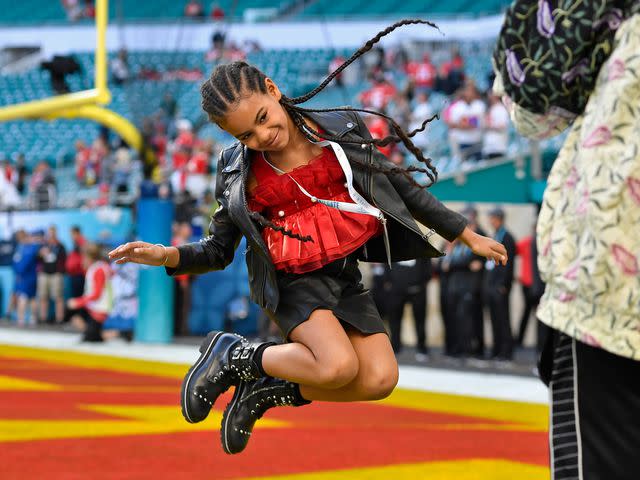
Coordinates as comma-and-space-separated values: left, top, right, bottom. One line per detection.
248, 147, 381, 273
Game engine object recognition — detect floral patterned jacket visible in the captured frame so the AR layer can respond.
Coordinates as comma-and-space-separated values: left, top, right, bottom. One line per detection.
534, 15, 640, 360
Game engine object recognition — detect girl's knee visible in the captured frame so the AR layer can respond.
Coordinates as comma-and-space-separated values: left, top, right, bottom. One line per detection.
361, 365, 399, 400
316, 351, 359, 389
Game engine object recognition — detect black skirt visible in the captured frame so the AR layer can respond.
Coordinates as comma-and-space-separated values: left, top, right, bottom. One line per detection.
264, 252, 387, 340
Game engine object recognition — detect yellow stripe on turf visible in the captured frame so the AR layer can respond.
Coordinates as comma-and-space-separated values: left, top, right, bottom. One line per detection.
0, 374, 62, 391
379, 389, 548, 430
245, 458, 548, 480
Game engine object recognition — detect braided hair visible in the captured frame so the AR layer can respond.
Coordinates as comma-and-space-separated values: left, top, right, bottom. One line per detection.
200, 19, 441, 242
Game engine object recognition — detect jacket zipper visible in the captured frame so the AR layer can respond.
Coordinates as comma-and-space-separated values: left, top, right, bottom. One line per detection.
240, 149, 268, 305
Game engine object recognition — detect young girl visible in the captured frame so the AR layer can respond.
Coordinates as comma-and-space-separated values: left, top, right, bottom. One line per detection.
109, 19, 508, 455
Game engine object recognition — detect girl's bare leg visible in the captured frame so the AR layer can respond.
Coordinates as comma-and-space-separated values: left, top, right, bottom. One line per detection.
261, 309, 399, 401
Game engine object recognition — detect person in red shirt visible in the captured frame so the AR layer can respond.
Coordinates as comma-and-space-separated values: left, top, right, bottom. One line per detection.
66, 243, 112, 342
184, 0, 204, 18
210, 2, 224, 20
109, 20, 508, 456
514, 230, 539, 346
65, 226, 87, 300
405, 53, 436, 93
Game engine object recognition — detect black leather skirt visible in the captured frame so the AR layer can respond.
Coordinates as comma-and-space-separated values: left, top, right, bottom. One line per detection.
264, 252, 387, 341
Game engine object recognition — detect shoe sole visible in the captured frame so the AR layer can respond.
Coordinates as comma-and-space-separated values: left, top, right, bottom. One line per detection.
221, 380, 247, 455
180, 331, 224, 424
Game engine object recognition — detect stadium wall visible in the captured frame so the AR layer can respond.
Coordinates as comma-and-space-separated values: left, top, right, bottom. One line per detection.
2, 16, 505, 56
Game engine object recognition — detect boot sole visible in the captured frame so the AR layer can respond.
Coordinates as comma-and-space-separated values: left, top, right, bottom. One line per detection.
180, 331, 224, 423
221, 380, 247, 454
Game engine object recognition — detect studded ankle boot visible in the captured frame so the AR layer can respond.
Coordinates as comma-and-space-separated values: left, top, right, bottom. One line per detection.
180, 331, 275, 424
220, 377, 310, 455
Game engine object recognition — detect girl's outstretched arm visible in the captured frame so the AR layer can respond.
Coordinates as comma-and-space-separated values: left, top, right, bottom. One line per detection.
109, 151, 242, 274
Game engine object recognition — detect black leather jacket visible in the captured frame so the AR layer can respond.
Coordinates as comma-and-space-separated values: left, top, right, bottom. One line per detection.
167, 110, 468, 312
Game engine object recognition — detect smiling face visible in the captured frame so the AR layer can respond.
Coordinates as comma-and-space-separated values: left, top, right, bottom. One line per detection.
216, 78, 293, 152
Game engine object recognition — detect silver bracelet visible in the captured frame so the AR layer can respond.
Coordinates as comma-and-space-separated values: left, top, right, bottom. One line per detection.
155, 243, 169, 266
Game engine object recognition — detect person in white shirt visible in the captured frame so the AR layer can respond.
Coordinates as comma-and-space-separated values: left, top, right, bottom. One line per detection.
447, 82, 486, 162
482, 93, 510, 160
410, 91, 433, 153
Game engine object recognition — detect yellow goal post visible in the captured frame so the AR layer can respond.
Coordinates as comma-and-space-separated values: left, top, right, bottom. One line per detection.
0, 0, 144, 155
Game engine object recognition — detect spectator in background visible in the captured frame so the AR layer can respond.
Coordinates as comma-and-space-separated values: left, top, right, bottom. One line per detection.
12, 231, 40, 327
445, 235, 484, 358
405, 53, 437, 94
14, 154, 29, 195
514, 226, 540, 346
359, 73, 397, 111
436, 48, 465, 95
447, 81, 486, 162
328, 55, 346, 87
0, 159, 21, 209
75, 140, 91, 184
409, 90, 433, 153
172, 223, 193, 335
37, 226, 67, 324
210, 2, 225, 20
102, 260, 137, 342
385, 258, 432, 361
206, 31, 226, 62
83, 0, 95, 18
110, 49, 130, 86
184, 0, 205, 18
484, 206, 516, 363
435, 242, 455, 357
62, 0, 84, 21
461, 204, 487, 359
364, 113, 393, 157
66, 242, 112, 342
160, 92, 178, 122
29, 161, 56, 210
482, 92, 510, 160
112, 147, 132, 203
387, 92, 412, 132
65, 225, 87, 301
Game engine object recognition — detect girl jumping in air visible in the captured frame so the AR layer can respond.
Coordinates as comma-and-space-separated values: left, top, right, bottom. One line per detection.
109, 19, 508, 455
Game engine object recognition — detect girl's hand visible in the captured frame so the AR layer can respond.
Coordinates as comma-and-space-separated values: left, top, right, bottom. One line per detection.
108, 241, 167, 266
458, 227, 508, 265
67, 298, 79, 309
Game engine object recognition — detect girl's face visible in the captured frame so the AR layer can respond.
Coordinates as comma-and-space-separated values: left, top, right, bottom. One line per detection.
217, 78, 292, 152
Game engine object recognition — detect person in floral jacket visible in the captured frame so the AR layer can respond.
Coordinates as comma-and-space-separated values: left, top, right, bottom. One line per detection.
495, 5, 640, 480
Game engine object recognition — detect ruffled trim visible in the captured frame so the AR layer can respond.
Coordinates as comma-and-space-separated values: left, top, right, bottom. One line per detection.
263, 190, 381, 273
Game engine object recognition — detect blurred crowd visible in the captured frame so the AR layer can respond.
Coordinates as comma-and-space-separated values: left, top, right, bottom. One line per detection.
352, 46, 510, 164
371, 205, 545, 366
2, 225, 136, 342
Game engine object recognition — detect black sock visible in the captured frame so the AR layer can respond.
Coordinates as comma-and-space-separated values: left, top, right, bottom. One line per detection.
253, 342, 275, 377
293, 382, 311, 405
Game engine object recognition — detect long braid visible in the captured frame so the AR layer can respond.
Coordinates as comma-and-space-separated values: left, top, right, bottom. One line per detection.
288, 19, 440, 105
283, 102, 438, 186
285, 105, 431, 189
199, 19, 443, 242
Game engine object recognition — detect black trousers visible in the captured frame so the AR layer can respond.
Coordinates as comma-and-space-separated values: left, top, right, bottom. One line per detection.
446, 279, 475, 356
541, 329, 640, 479
486, 287, 513, 359
470, 290, 485, 357
516, 284, 538, 345
64, 306, 103, 342
387, 285, 427, 353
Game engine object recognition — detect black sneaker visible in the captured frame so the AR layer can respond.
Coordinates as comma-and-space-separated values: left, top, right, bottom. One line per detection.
180, 331, 244, 423
220, 377, 310, 454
